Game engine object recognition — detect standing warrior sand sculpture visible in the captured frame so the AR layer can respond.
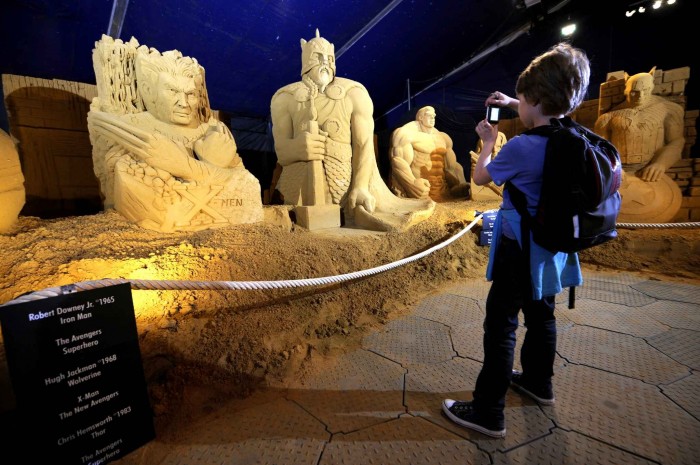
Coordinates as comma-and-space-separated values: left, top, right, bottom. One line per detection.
270, 30, 434, 231
390, 106, 469, 202
88, 35, 262, 232
594, 68, 684, 223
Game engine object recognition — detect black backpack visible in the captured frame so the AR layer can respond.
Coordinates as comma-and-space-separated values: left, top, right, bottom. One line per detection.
506, 116, 622, 307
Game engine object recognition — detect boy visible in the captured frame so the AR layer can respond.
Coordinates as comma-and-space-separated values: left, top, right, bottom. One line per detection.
442, 42, 589, 438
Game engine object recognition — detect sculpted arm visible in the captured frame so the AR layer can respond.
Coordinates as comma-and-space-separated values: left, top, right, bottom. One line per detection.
442, 131, 467, 186
593, 113, 613, 143
639, 103, 685, 182
270, 91, 326, 166
88, 111, 229, 182
346, 86, 377, 212
390, 126, 430, 198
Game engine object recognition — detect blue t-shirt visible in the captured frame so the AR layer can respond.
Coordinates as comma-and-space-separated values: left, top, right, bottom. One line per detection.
486, 133, 548, 238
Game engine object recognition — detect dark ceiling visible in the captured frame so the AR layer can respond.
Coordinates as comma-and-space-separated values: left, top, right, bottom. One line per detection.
0, 0, 696, 150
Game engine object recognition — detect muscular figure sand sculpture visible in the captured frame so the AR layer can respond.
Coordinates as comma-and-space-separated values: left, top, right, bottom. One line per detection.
0, 129, 25, 233
270, 30, 434, 231
469, 131, 508, 201
594, 69, 684, 223
88, 35, 262, 232
390, 106, 469, 202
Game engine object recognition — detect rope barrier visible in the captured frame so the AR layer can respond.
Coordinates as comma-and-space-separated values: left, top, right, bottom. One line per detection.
3, 215, 698, 307
1, 215, 484, 307
617, 222, 700, 229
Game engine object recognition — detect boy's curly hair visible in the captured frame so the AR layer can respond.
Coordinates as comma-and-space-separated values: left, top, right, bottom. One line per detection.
515, 42, 590, 116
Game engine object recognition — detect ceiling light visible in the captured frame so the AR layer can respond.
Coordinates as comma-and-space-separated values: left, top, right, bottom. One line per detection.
561, 23, 576, 36
625, 0, 679, 17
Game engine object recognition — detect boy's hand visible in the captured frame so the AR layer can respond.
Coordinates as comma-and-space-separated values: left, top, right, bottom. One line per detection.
476, 119, 498, 143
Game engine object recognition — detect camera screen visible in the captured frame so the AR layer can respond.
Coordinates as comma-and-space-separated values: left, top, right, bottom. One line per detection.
487, 106, 499, 123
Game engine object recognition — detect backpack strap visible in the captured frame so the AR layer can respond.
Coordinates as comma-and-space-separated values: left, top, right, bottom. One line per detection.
544, 117, 588, 309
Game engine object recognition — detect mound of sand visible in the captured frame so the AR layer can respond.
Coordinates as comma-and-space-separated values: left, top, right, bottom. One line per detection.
1, 201, 698, 434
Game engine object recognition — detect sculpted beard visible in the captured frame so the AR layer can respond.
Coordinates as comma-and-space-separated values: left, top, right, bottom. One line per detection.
317, 65, 332, 91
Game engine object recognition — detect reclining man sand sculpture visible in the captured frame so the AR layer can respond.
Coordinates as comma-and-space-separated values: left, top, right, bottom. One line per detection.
88, 35, 262, 232
390, 106, 469, 202
270, 30, 434, 231
469, 131, 507, 201
594, 68, 684, 223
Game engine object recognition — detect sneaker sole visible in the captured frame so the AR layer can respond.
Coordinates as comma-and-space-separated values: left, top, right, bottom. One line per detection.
441, 400, 506, 438
510, 382, 555, 406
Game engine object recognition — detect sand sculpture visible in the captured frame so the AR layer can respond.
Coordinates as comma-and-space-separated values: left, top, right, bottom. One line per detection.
389, 106, 469, 202
594, 69, 684, 223
469, 131, 508, 201
87, 35, 262, 232
0, 129, 25, 233
270, 30, 434, 231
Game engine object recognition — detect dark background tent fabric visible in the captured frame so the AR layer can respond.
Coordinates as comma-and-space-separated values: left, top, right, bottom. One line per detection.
0, 0, 696, 186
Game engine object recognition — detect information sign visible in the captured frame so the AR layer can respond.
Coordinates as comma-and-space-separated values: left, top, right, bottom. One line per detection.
0, 283, 154, 464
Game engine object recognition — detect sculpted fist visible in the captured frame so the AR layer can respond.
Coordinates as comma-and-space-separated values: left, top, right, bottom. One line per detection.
297, 132, 326, 161
348, 187, 376, 213
277, 131, 327, 166
411, 178, 431, 199
194, 130, 241, 168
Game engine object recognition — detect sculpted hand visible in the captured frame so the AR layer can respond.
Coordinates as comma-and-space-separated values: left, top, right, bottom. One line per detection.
277, 131, 326, 165
638, 162, 664, 182
348, 187, 376, 213
300, 131, 326, 160
194, 128, 241, 168
144, 135, 193, 164
410, 178, 431, 198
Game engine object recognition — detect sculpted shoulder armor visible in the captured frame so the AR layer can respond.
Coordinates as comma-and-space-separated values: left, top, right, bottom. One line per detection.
326, 77, 367, 100
273, 77, 366, 103
271, 82, 306, 102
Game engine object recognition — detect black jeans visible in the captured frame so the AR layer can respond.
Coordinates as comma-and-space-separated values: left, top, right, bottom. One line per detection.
472, 236, 556, 420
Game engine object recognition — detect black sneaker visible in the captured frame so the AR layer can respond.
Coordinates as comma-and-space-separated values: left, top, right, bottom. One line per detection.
510, 371, 555, 405
441, 399, 506, 438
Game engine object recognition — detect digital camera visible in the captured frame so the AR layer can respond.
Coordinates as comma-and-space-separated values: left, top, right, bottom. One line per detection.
486, 105, 500, 124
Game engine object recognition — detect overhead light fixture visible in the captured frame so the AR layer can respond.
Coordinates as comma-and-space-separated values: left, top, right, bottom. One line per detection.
561, 23, 576, 36
625, 0, 678, 17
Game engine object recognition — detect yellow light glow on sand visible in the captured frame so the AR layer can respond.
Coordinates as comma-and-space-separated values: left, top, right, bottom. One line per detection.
106, 252, 205, 319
